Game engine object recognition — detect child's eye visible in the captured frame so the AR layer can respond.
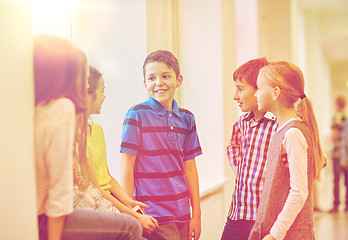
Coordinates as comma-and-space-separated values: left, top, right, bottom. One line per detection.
163, 75, 170, 79
147, 77, 155, 81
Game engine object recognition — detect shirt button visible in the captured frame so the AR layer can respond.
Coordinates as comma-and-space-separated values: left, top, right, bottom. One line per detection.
169, 113, 172, 117
170, 126, 173, 130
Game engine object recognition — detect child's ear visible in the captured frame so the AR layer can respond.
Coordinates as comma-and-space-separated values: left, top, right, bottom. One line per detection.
176, 75, 183, 88
273, 87, 281, 100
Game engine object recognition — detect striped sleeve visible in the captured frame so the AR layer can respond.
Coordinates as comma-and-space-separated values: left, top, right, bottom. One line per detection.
120, 108, 141, 155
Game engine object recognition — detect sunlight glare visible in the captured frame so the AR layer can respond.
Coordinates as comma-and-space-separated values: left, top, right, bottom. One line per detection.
31, 0, 76, 38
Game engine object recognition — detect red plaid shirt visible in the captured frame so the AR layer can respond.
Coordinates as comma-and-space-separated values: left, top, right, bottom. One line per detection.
227, 112, 277, 220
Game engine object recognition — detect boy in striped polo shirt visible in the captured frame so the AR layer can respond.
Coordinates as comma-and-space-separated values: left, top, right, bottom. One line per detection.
120, 50, 202, 240
221, 58, 277, 240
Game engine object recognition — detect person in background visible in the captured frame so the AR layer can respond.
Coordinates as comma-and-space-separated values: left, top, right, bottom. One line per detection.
34, 34, 142, 240
249, 61, 326, 240
221, 58, 277, 240
330, 95, 347, 212
120, 50, 202, 240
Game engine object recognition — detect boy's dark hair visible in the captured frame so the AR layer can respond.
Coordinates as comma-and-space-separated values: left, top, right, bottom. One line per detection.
143, 50, 180, 78
233, 57, 269, 89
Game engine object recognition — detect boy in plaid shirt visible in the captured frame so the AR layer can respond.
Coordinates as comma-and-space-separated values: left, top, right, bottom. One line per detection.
221, 58, 277, 240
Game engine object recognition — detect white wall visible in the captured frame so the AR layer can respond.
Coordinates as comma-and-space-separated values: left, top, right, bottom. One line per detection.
72, 0, 148, 180
319, 11, 348, 119
304, 11, 332, 138
179, 0, 225, 187
236, 0, 259, 64
258, 0, 293, 62
0, 2, 38, 239
178, 1, 226, 238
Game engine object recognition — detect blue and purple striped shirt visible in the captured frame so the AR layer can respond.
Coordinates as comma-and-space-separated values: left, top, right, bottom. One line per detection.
120, 97, 202, 224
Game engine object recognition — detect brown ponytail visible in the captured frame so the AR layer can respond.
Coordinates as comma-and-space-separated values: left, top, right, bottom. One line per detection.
297, 97, 326, 180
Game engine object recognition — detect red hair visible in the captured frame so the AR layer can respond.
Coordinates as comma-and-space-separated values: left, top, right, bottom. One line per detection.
233, 57, 269, 89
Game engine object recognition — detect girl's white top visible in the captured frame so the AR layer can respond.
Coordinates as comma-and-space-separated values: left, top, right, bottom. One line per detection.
35, 98, 75, 217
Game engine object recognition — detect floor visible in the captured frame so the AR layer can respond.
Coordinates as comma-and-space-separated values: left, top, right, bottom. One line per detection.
313, 151, 348, 240
314, 211, 348, 240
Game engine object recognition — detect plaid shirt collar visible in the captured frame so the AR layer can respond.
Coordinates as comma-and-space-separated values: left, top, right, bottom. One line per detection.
242, 111, 276, 126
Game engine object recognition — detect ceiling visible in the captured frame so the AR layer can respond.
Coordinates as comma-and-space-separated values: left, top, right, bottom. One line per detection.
301, 0, 348, 63
322, 37, 348, 63
301, 0, 348, 11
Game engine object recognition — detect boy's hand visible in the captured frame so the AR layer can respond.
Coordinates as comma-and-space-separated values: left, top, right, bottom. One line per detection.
137, 214, 158, 234
129, 200, 150, 210
189, 216, 201, 240
262, 234, 276, 240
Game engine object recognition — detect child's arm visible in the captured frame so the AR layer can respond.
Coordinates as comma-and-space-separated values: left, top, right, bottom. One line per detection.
108, 172, 150, 210
227, 122, 242, 174
109, 174, 138, 206
269, 128, 308, 240
47, 216, 66, 240
89, 165, 158, 233
120, 152, 137, 198
184, 158, 201, 240
45, 100, 75, 240
98, 183, 158, 233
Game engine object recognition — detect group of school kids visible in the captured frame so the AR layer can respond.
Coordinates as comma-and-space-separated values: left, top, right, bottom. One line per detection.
35, 35, 321, 240
121, 51, 323, 240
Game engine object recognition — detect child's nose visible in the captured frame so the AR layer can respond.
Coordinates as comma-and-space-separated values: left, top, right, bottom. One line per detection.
233, 91, 239, 100
155, 78, 164, 86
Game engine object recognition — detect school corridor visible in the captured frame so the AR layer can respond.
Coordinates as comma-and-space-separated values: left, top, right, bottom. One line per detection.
313, 145, 348, 240
2, 0, 348, 239
314, 211, 348, 240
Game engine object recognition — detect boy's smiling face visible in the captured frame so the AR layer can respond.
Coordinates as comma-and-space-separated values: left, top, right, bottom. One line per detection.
144, 61, 183, 110
233, 77, 259, 112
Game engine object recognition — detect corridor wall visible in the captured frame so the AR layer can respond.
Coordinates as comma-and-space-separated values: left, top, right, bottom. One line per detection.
0, 2, 37, 239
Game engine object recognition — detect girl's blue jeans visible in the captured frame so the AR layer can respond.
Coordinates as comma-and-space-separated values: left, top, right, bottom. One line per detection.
38, 208, 142, 240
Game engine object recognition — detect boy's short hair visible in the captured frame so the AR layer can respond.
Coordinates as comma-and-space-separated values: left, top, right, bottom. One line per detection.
233, 57, 269, 89
143, 50, 180, 78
